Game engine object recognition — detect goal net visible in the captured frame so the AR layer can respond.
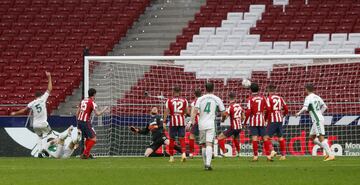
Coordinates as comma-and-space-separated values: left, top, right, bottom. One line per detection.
85, 55, 360, 157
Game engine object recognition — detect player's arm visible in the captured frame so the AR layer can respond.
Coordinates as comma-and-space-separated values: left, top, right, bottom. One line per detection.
296, 97, 310, 117
10, 107, 28, 116
130, 125, 149, 135
190, 106, 199, 124
282, 98, 289, 116
244, 99, 251, 125
221, 107, 229, 122
75, 106, 80, 118
162, 100, 170, 130
45, 71, 52, 93
94, 105, 109, 116
217, 98, 226, 118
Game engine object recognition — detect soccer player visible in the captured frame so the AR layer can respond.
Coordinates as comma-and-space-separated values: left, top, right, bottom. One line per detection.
188, 89, 201, 158
130, 107, 182, 157
163, 86, 188, 162
245, 83, 271, 161
11, 71, 53, 155
264, 84, 288, 160
39, 125, 82, 159
296, 84, 335, 161
76, 88, 108, 159
217, 92, 245, 157
190, 82, 225, 170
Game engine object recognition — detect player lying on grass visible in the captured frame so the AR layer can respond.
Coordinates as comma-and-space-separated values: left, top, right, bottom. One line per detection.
190, 82, 226, 170
296, 84, 335, 161
263, 84, 288, 160
187, 89, 202, 159
76, 88, 108, 159
130, 107, 182, 157
217, 92, 244, 157
163, 86, 189, 162
245, 83, 272, 161
38, 125, 81, 159
11, 71, 53, 157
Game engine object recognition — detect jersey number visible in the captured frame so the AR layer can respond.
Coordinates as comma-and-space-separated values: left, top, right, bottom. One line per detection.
80, 101, 88, 111
172, 101, 184, 113
35, 104, 42, 113
255, 99, 262, 111
204, 102, 211, 113
314, 101, 321, 111
272, 98, 281, 111
233, 107, 242, 118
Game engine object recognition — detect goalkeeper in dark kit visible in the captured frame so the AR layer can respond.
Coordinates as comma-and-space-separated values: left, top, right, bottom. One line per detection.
130, 107, 182, 157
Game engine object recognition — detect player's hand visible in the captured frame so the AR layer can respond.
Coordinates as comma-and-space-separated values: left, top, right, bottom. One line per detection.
45, 71, 51, 77
185, 120, 193, 131
129, 126, 138, 133
10, 112, 15, 116
295, 112, 300, 117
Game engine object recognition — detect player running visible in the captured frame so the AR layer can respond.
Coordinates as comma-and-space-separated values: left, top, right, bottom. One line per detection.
245, 83, 271, 161
217, 92, 245, 157
296, 84, 335, 161
263, 84, 288, 160
130, 107, 182, 157
190, 82, 225, 170
163, 86, 189, 162
187, 89, 201, 159
76, 88, 108, 159
11, 71, 53, 156
38, 125, 82, 159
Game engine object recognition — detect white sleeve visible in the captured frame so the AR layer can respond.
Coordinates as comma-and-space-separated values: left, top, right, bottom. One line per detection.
27, 101, 34, 109
226, 107, 230, 114
303, 97, 310, 110
40, 91, 50, 101
165, 99, 169, 109
216, 97, 225, 112
194, 98, 200, 109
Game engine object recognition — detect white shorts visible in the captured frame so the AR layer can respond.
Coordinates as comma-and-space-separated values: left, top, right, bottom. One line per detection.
310, 120, 325, 136
199, 128, 215, 144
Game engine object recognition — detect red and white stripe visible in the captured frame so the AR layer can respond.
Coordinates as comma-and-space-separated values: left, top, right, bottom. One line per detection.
250, 113, 266, 127
170, 114, 186, 127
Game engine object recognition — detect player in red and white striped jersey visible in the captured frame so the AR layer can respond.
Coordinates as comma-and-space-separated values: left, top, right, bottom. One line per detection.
217, 92, 245, 157
163, 86, 189, 162
187, 89, 202, 158
264, 85, 289, 160
76, 88, 108, 159
244, 83, 271, 161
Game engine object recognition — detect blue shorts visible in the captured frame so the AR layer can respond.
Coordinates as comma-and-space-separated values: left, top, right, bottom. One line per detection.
169, 126, 185, 139
77, 121, 96, 139
249, 126, 266, 137
266, 122, 284, 137
190, 124, 199, 136
223, 128, 240, 138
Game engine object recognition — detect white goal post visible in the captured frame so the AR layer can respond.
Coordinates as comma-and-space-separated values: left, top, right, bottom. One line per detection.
84, 55, 360, 157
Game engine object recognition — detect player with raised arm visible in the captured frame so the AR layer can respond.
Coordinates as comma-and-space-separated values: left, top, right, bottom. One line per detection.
38, 126, 82, 159
188, 89, 201, 159
163, 86, 189, 162
130, 107, 182, 157
76, 88, 108, 159
11, 71, 53, 156
245, 83, 271, 161
217, 92, 245, 157
263, 84, 288, 160
190, 82, 225, 170
296, 84, 335, 161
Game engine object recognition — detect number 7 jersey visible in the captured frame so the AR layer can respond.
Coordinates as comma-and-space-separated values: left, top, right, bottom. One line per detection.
245, 95, 269, 127
165, 97, 188, 127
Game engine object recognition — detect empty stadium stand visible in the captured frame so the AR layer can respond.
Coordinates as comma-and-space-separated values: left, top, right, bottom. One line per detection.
0, 0, 151, 115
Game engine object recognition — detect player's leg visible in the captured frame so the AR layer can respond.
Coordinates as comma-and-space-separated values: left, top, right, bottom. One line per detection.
277, 123, 286, 160
204, 129, 215, 170
81, 123, 97, 159
217, 131, 227, 156
263, 124, 275, 160
249, 127, 259, 161
199, 130, 207, 165
317, 122, 334, 161
188, 124, 198, 158
168, 126, 176, 162
232, 130, 241, 156
178, 126, 187, 162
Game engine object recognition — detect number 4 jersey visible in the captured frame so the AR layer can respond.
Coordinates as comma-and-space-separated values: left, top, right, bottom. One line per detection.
27, 91, 50, 126
165, 97, 188, 127
195, 94, 225, 131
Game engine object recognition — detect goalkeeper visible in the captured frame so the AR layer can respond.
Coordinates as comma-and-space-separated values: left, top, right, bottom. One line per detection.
130, 107, 182, 157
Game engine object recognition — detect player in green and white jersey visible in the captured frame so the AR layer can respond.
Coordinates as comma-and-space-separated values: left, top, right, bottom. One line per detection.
296, 84, 335, 161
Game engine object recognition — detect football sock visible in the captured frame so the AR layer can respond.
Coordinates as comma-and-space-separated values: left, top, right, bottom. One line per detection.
233, 138, 240, 153
83, 139, 96, 157
179, 138, 186, 154
169, 138, 175, 156
264, 140, 271, 156
202, 147, 206, 164
174, 144, 182, 154
206, 146, 212, 166
218, 138, 226, 154
321, 140, 333, 156
252, 141, 259, 156
279, 139, 286, 156
313, 138, 322, 148
189, 138, 195, 154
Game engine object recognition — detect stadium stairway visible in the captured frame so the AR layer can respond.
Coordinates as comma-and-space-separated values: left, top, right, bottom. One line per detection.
110, 0, 206, 56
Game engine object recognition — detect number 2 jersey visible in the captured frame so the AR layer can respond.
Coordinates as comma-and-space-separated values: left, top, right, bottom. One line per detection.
245, 94, 269, 127
77, 97, 97, 123
266, 94, 288, 123
165, 97, 188, 127
226, 102, 244, 130
27, 91, 50, 126
303, 93, 326, 124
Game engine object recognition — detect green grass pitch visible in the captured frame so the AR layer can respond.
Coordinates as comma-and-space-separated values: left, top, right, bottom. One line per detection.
0, 156, 359, 185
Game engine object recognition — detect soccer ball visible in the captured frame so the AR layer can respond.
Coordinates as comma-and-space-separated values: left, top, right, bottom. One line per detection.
241, 79, 251, 88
